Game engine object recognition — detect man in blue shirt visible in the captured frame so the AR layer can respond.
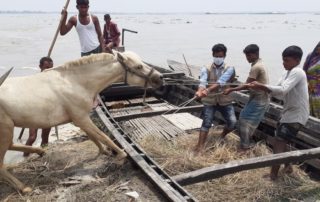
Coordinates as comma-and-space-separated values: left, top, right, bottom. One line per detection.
194, 43, 237, 154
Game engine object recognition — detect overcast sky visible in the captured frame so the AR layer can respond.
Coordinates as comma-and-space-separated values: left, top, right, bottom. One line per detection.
2, 0, 320, 13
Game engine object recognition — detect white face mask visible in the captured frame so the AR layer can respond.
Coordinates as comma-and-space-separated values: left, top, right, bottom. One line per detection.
213, 57, 224, 66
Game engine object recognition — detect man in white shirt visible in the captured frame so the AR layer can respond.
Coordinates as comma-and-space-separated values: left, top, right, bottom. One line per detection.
60, 0, 105, 56
248, 45, 309, 180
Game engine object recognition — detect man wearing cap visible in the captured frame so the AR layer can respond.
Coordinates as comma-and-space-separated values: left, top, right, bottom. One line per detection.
60, 0, 105, 56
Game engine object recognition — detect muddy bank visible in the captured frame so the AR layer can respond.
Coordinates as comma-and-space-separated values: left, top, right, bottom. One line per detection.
0, 136, 165, 202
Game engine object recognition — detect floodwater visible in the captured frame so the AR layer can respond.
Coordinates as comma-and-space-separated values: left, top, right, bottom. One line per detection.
1, 12, 320, 163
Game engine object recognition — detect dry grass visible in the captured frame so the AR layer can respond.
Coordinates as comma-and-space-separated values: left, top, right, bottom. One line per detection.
0, 140, 165, 202
139, 128, 320, 201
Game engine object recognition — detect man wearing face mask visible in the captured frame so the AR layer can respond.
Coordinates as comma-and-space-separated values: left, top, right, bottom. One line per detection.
194, 43, 237, 154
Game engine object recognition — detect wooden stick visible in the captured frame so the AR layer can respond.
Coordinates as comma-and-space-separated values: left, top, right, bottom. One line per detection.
17, 128, 25, 141
182, 54, 193, 77
47, 0, 71, 57
173, 147, 320, 186
19, 1, 71, 141
48, 0, 71, 139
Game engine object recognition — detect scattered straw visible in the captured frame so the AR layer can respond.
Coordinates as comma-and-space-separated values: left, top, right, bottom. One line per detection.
139, 127, 320, 201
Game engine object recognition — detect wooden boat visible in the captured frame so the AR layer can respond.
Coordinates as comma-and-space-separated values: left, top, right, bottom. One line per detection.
95, 59, 320, 201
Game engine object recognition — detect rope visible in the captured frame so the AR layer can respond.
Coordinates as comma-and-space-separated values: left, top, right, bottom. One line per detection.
161, 92, 224, 115
162, 96, 197, 115
163, 78, 242, 86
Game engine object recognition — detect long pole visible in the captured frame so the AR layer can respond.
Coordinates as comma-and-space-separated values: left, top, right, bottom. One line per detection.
47, 0, 71, 57
47, 0, 71, 139
182, 54, 193, 77
19, 0, 71, 141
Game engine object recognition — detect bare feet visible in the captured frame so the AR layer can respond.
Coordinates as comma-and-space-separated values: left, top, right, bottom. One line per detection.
262, 173, 278, 181
237, 147, 250, 154
270, 172, 278, 181
263, 165, 293, 181
237, 145, 254, 154
193, 145, 205, 155
237, 143, 255, 154
270, 165, 280, 181
23, 152, 30, 157
283, 165, 293, 174
220, 128, 232, 138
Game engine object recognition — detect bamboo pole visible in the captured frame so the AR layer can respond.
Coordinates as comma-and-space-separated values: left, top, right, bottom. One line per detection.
19, 0, 71, 141
47, 0, 71, 57
48, 0, 71, 139
182, 54, 193, 77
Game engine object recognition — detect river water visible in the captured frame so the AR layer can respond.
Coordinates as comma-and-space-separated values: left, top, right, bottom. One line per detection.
1, 12, 320, 163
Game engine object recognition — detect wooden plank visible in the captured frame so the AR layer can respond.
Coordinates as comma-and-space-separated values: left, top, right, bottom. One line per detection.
113, 105, 204, 121
129, 97, 159, 104
95, 106, 197, 202
148, 102, 175, 111
105, 100, 130, 107
173, 147, 320, 186
163, 113, 202, 131
162, 72, 186, 77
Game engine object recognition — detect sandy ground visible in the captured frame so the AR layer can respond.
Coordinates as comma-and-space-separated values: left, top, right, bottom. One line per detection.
0, 124, 166, 202
5, 123, 84, 164
3, 120, 320, 201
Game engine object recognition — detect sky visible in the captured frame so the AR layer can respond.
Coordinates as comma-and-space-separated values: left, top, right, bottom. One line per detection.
1, 0, 320, 13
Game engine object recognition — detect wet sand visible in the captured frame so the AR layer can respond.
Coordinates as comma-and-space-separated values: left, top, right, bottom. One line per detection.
4, 123, 82, 164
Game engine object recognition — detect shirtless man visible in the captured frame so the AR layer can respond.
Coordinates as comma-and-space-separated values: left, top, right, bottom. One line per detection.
24, 57, 53, 157
60, 0, 105, 56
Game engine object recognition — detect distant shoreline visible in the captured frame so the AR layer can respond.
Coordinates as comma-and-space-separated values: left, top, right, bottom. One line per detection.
0, 11, 320, 15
